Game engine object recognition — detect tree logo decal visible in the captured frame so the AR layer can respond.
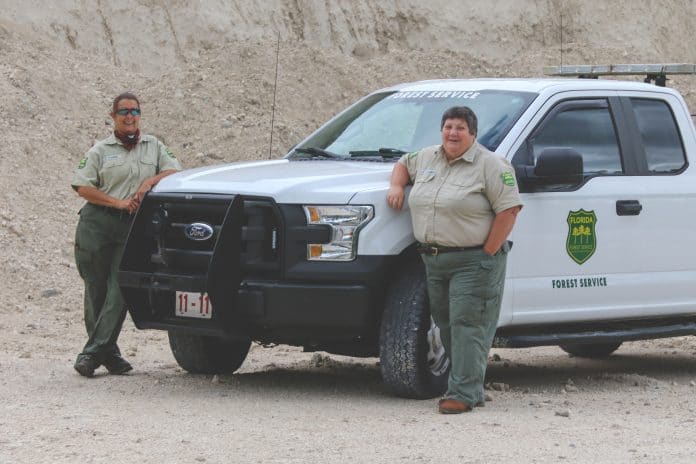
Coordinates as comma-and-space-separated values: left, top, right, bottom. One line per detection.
566, 209, 597, 265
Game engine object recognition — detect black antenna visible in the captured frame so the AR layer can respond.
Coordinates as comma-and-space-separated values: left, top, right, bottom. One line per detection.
269, 30, 281, 159
560, 13, 563, 68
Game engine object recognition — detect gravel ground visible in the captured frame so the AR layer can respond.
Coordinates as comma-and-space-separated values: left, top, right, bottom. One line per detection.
2, 319, 696, 463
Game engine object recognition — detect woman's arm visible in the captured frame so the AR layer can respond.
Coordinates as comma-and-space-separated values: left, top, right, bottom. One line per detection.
76, 186, 137, 213
483, 205, 522, 255
387, 162, 410, 210
134, 169, 178, 201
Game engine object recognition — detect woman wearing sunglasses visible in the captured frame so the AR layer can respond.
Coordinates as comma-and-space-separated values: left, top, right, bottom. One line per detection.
70, 92, 182, 377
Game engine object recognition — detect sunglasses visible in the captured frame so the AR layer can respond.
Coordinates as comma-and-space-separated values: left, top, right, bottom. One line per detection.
115, 108, 141, 116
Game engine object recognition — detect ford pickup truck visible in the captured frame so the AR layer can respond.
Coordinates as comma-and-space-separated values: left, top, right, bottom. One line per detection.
119, 63, 696, 398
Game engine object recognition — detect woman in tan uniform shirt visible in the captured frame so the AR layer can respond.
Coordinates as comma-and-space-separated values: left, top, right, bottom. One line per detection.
387, 106, 522, 413
71, 92, 181, 377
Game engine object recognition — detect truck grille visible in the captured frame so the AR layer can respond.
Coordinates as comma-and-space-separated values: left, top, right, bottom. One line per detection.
123, 193, 282, 284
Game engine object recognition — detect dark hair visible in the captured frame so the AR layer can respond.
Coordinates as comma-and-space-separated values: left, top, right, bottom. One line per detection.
111, 92, 140, 114
440, 106, 477, 135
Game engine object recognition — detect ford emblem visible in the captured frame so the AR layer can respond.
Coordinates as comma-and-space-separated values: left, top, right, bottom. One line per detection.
184, 222, 214, 241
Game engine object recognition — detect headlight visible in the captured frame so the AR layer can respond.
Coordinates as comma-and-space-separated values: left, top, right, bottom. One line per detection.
303, 205, 374, 261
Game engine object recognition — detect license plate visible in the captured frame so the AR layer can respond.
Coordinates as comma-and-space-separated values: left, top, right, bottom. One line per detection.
175, 291, 213, 319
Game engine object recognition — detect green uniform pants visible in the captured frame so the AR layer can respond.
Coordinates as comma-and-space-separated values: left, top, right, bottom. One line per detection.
422, 246, 507, 406
74, 203, 132, 362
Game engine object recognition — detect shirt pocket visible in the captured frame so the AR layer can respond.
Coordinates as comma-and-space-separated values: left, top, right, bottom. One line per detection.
102, 154, 125, 169
414, 170, 436, 183
410, 170, 437, 205
100, 155, 129, 188
444, 177, 483, 195
139, 150, 158, 178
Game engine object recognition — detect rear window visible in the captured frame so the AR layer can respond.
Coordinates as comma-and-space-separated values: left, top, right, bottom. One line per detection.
630, 98, 686, 173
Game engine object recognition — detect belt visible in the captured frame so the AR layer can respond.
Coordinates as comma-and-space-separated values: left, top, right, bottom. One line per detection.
416, 243, 483, 256
89, 203, 135, 221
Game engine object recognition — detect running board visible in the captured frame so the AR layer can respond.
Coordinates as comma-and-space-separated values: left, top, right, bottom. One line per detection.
493, 321, 696, 348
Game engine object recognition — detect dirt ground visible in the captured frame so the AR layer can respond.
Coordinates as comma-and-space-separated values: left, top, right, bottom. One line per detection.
2, 1, 696, 463
3, 324, 696, 463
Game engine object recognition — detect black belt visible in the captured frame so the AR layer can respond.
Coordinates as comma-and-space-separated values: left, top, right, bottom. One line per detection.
89, 203, 135, 221
416, 243, 483, 256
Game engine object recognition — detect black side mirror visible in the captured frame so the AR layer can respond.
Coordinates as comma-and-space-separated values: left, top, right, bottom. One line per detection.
534, 147, 583, 180
530, 147, 584, 186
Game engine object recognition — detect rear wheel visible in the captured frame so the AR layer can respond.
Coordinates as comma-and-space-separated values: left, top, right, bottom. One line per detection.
168, 331, 251, 374
559, 342, 622, 358
379, 260, 449, 399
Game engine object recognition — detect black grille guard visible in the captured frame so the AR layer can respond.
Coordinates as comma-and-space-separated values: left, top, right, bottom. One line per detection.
118, 192, 275, 334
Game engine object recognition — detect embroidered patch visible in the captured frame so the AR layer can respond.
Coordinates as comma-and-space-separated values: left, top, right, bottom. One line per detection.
77, 158, 87, 169
501, 171, 516, 186
164, 146, 177, 159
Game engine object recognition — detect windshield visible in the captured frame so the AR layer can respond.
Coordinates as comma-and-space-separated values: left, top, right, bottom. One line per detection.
288, 89, 536, 159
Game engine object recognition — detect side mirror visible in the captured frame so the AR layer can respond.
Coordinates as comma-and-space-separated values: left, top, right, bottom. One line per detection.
516, 147, 584, 189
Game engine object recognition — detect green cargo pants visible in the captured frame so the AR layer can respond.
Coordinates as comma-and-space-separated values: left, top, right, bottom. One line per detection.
421, 245, 508, 406
74, 203, 132, 362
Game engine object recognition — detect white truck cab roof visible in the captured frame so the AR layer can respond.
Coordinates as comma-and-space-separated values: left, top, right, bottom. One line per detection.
381, 76, 680, 96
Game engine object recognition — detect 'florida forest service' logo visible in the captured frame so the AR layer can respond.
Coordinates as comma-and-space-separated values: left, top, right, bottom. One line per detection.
566, 209, 597, 265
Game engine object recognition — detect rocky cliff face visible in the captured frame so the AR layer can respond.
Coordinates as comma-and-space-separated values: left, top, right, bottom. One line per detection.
0, 0, 695, 304
3, 1, 695, 74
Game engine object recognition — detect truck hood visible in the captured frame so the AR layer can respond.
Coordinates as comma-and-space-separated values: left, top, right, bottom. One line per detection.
154, 159, 393, 204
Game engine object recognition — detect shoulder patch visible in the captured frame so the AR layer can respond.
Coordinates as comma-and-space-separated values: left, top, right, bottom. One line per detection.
501, 171, 516, 187
164, 146, 176, 159
77, 158, 87, 169
406, 151, 418, 159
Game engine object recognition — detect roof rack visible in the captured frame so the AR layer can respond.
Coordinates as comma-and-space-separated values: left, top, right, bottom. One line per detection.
543, 63, 696, 87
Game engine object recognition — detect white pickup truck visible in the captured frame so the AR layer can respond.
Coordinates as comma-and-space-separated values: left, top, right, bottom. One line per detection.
119, 64, 696, 398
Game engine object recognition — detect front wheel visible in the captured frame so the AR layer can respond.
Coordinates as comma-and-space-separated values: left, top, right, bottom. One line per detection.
559, 341, 622, 358
168, 331, 251, 374
379, 260, 449, 399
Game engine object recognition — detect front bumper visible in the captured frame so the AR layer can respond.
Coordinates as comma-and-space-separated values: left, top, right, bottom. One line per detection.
118, 192, 389, 344
120, 273, 375, 342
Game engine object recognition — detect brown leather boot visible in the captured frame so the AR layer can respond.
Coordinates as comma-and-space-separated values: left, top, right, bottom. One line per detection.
438, 398, 473, 414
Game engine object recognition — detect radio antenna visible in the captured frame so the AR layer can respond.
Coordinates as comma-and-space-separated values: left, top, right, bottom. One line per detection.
560, 13, 563, 68
269, 30, 281, 159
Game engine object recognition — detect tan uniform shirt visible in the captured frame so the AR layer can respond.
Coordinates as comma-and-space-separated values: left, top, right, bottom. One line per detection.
71, 134, 182, 200
399, 142, 523, 247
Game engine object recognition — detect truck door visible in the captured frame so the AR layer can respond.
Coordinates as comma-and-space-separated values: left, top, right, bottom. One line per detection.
505, 92, 693, 325
614, 93, 695, 315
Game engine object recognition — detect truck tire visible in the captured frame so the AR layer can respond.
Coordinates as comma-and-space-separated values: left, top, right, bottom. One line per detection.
168, 331, 251, 374
559, 342, 622, 358
379, 260, 449, 399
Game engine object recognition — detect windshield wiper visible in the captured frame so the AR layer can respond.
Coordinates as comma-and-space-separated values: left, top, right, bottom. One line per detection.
292, 147, 343, 159
349, 148, 407, 158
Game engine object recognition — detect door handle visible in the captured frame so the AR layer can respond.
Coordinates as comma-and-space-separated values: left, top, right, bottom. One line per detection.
616, 200, 642, 216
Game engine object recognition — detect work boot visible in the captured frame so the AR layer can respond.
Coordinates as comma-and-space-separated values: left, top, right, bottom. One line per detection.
103, 354, 133, 375
74, 355, 100, 377
437, 398, 473, 414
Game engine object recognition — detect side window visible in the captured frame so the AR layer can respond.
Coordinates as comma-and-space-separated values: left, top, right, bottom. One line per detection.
530, 106, 623, 175
630, 98, 686, 173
